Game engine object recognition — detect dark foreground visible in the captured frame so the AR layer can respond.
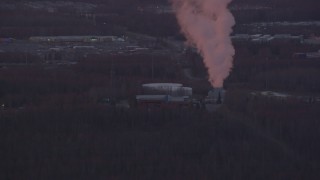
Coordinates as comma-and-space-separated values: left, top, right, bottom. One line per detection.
1, 100, 320, 180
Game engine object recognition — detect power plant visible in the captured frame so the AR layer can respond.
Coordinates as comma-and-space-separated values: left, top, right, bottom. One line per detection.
136, 83, 225, 109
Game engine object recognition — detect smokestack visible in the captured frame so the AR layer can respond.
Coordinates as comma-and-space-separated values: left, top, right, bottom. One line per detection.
170, 0, 235, 88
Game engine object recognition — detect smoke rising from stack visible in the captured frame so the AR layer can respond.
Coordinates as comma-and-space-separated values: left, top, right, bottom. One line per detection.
171, 0, 235, 88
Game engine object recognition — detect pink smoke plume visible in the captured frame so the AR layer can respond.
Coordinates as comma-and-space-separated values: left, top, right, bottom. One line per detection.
171, 0, 235, 88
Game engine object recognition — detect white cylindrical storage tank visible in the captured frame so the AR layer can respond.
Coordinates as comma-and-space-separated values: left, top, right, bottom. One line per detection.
142, 83, 182, 89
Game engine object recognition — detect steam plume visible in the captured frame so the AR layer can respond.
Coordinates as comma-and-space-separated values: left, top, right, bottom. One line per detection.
171, 0, 235, 88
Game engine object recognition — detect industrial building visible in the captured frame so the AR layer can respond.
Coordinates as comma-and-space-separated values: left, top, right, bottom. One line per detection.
136, 83, 226, 109
136, 83, 193, 108
205, 88, 225, 104
142, 83, 192, 96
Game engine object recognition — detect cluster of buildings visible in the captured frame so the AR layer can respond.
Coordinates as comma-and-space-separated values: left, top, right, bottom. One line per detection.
231, 34, 303, 44
29, 36, 124, 43
0, 35, 132, 65
138, 5, 174, 14
248, 21, 320, 27
293, 49, 320, 59
232, 33, 320, 45
251, 91, 320, 104
23, 1, 96, 14
29, 36, 117, 63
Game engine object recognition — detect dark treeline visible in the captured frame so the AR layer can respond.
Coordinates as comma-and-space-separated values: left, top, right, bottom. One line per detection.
225, 88, 320, 171
0, 54, 181, 109
1, 103, 320, 179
